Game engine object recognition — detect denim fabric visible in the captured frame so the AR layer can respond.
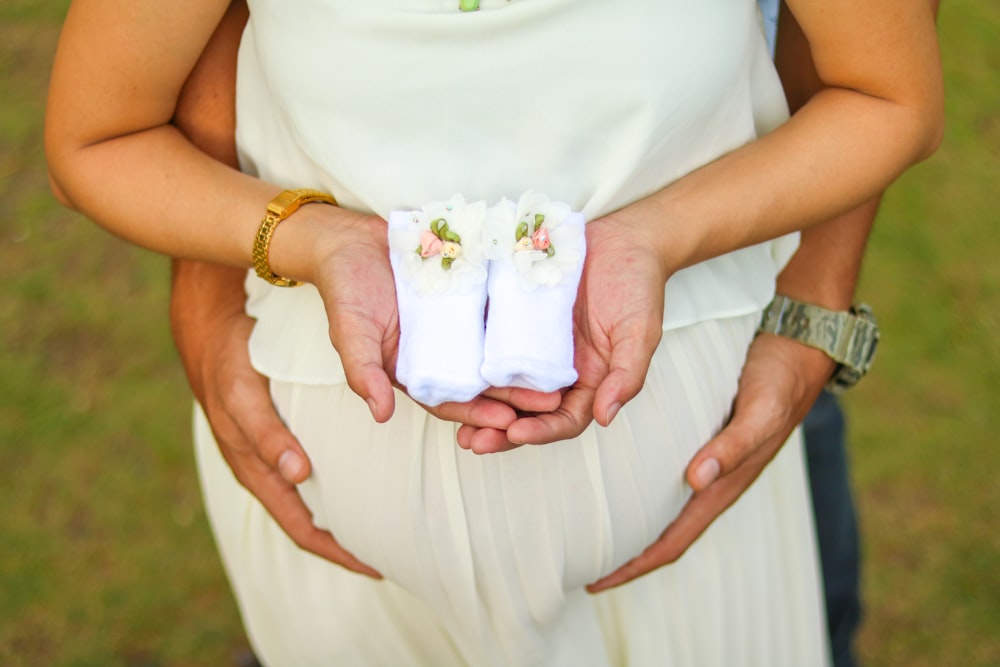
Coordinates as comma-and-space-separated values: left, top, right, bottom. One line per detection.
804, 391, 863, 667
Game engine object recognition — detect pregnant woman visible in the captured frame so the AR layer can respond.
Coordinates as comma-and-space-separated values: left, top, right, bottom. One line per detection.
46, 1, 942, 664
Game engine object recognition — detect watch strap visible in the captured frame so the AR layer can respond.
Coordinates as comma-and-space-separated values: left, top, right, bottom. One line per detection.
252, 188, 337, 287
759, 295, 880, 392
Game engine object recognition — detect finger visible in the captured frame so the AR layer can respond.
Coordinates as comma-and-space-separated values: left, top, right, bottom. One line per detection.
226, 374, 313, 484
481, 386, 563, 414
467, 427, 519, 454
218, 442, 382, 578
456, 423, 476, 450
256, 475, 382, 578
335, 328, 397, 423
504, 383, 595, 445
592, 327, 660, 427
586, 474, 748, 593
427, 396, 518, 431
685, 390, 790, 491
456, 424, 513, 452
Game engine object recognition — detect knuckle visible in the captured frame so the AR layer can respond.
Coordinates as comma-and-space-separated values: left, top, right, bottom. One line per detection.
255, 430, 289, 461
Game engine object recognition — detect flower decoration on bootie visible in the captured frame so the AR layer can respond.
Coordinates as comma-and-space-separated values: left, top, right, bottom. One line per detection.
515, 212, 555, 257
389, 194, 488, 295
418, 218, 464, 269
485, 190, 586, 292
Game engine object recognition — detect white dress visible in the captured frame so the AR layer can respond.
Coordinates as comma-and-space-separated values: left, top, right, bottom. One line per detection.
195, 1, 829, 664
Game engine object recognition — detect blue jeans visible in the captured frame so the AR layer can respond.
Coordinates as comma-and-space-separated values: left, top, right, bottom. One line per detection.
804, 391, 862, 667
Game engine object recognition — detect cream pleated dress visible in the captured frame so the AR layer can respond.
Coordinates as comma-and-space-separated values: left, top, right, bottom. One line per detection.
194, 1, 830, 664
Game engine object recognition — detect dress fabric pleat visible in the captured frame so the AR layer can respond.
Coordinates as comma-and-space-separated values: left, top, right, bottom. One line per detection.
194, 312, 830, 666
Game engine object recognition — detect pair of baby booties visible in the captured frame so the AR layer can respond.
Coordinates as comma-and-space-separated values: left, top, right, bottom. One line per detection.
388, 191, 586, 406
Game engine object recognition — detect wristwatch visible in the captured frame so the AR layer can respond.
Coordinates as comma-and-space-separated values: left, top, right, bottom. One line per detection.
758, 294, 880, 394
252, 188, 338, 287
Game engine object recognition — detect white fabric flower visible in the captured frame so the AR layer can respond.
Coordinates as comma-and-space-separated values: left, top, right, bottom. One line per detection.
387, 194, 489, 295
484, 190, 586, 292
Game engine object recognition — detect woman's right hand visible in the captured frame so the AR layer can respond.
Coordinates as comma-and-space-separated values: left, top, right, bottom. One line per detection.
171, 247, 553, 572
298, 208, 401, 423
458, 212, 670, 452
291, 205, 562, 427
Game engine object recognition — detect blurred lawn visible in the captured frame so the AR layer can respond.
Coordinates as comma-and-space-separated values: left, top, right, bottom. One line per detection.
1, 2, 997, 666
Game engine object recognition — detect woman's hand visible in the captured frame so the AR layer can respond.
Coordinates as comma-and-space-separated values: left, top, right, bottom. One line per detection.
459, 214, 669, 452
296, 205, 565, 429
171, 255, 557, 570
297, 209, 401, 423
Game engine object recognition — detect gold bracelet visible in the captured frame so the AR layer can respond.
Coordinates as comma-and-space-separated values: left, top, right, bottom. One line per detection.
252, 188, 337, 287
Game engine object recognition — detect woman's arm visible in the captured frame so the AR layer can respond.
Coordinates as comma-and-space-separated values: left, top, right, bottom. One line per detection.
454, 0, 943, 452
47, 0, 403, 421
557, 0, 943, 435
45, 0, 943, 294
587, 0, 943, 592
620, 0, 943, 277
47, 0, 942, 440
45, 0, 274, 267
166, 0, 361, 566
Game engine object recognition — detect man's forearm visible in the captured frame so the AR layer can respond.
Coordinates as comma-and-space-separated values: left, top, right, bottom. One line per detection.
776, 199, 878, 309
169, 259, 249, 402
770, 2, 880, 310
168, 0, 250, 397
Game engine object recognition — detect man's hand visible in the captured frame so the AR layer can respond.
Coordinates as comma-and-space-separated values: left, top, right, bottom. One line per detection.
170, 260, 380, 577
458, 214, 668, 452
587, 332, 834, 592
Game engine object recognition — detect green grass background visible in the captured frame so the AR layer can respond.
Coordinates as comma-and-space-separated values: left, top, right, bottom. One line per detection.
1, 2, 997, 665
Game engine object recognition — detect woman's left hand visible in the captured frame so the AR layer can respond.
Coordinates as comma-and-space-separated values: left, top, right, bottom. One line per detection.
459, 213, 669, 452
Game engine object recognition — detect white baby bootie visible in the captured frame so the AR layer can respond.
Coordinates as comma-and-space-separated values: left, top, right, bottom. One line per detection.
481, 191, 586, 393
387, 195, 490, 406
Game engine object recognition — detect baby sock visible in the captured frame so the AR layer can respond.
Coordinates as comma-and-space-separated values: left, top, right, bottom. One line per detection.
481, 191, 586, 393
387, 196, 490, 406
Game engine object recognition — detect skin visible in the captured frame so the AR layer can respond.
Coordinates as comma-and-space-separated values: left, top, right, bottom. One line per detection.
46, 0, 942, 583
587, 0, 942, 594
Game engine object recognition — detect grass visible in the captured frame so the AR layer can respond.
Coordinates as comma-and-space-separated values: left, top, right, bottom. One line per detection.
0, 6, 247, 666
1, 2, 997, 665
846, 3, 1000, 664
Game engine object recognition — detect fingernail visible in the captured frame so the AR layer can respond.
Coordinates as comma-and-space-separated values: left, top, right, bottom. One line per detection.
366, 397, 379, 419
606, 402, 622, 424
587, 576, 615, 594
278, 451, 306, 483
692, 458, 720, 490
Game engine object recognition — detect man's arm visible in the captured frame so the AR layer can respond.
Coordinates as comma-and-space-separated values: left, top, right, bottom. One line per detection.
168, 0, 570, 562
686, 0, 939, 487
168, 1, 381, 572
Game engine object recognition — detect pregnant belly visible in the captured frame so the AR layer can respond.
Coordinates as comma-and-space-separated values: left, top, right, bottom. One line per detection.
282, 378, 717, 637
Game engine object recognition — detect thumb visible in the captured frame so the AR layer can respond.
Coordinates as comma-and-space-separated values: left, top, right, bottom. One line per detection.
685, 397, 785, 491
593, 326, 661, 427
334, 328, 396, 423
228, 376, 313, 484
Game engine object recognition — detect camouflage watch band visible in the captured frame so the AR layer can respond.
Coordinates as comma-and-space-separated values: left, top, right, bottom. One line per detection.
758, 295, 880, 394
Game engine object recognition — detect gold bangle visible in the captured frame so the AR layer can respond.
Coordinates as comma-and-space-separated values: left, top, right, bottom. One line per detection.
252, 188, 337, 287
